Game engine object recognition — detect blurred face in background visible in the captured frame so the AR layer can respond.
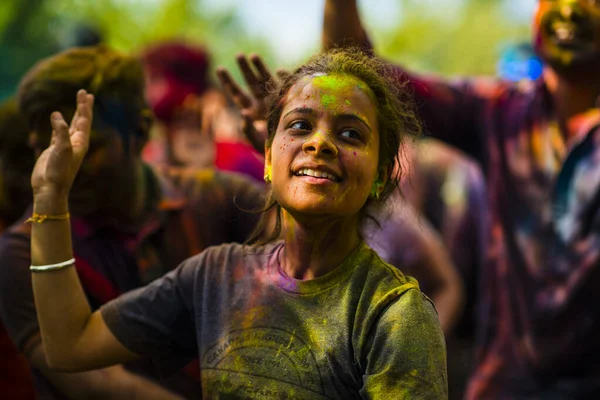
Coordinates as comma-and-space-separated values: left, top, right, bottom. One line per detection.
144, 67, 235, 169
32, 105, 147, 220
534, 0, 600, 73
144, 69, 197, 123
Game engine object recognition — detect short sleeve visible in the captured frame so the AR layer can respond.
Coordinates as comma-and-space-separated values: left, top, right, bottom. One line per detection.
360, 288, 448, 399
0, 227, 41, 354
100, 254, 200, 366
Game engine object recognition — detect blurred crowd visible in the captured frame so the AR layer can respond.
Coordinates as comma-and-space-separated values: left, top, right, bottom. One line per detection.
0, 0, 599, 399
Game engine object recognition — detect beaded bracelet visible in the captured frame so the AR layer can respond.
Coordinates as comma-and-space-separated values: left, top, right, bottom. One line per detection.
30, 258, 76, 272
25, 212, 70, 224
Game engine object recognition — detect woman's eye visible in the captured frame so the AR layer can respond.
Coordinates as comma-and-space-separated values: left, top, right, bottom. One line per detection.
290, 121, 311, 131
340, 129, 361, 140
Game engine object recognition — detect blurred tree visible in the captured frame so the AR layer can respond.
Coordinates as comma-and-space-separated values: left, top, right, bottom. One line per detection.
0, 0, 532, 101
0, 0, 274, 101
38, 0, 275, 86
0, 0, 61, 100
369, 0, 531, 77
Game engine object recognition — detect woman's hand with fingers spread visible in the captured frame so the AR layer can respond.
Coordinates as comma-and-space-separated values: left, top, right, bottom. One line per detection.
31, 89, 94, 202
216, 54, 275, 154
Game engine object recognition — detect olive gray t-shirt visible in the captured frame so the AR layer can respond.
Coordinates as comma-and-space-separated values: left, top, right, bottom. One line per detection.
101, 241, 448, 399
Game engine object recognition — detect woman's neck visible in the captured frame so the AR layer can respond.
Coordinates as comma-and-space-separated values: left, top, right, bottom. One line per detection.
279, 211, 361, 280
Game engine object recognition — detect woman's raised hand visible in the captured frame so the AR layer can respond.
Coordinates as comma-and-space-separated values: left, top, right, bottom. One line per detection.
216, 54, 276, 154
31, 89, 94, 201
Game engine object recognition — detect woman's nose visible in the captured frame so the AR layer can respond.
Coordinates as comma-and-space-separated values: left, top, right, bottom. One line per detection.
302, 131, 338, 158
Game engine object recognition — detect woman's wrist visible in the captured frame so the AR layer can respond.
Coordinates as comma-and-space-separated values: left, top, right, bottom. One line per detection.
33, 192, 69, 215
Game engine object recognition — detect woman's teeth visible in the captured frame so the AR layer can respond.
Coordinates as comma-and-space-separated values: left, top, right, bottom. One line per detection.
296, 168, 338, 181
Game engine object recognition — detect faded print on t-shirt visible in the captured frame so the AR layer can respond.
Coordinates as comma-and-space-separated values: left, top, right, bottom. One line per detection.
102, 242, 448, 399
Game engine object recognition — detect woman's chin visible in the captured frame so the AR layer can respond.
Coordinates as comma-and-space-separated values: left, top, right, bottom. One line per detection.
282, 200, 361, 220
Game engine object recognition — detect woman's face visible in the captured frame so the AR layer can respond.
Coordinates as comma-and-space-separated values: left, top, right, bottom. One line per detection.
266, 74, 384, 219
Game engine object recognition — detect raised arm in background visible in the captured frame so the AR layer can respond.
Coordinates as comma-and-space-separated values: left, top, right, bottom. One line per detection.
322, 0, 369, 51
321, 0, 492, 163
30, 90, 141, 373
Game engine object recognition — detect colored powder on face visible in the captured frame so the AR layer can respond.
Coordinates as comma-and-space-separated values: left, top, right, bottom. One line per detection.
311, 74, 361, 92
321, 94, 336, 109
309, 74, 375, 115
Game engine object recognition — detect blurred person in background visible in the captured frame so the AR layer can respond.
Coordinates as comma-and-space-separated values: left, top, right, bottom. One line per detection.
323, 0, 600, 398
141, 41, 264, 181
0, 45, 264, 400
397, 138, 487, 399
60, 22, 104, 50
0, 98, 36, 399
0, 98, 35, 231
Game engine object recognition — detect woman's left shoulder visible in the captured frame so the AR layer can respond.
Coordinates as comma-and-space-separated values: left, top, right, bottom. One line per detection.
359, 244, 421, 295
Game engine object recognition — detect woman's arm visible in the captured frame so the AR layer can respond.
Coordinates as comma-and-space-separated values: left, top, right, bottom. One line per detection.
361, 289, 448, 399
30, 90, 137, 371
29, 344, 182, 399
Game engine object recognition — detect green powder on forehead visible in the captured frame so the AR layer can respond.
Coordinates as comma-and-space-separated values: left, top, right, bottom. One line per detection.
308, 74, 374, 111
321, 94, 336, 109
311, 74, 363, 91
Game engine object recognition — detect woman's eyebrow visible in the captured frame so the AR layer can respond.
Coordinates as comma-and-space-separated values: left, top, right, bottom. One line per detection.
338, 113, 372, 132
282, 107, 314, 119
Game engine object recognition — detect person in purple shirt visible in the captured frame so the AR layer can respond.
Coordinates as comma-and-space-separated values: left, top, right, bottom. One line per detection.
321, 0, 600, 399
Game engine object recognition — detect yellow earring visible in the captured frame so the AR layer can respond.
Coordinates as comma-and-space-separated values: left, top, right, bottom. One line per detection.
370, 181, 382, 200
264, 165, 272, 183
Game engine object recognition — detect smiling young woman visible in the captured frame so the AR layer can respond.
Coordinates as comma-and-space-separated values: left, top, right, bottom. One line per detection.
29, 49, 448, 399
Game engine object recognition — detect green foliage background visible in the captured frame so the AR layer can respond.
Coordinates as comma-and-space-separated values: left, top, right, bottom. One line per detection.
370, 0, 531, 77
0, 0, 532, 101
0, 0, 275, 101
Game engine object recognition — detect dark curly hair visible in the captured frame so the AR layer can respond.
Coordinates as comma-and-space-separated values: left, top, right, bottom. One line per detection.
248, 48, 421, 245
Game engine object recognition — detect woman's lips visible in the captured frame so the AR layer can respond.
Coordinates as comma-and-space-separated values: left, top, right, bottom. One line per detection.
294, 175, 338, 185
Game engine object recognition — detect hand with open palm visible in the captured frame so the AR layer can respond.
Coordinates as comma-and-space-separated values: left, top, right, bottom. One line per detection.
216, 54, 280, 154
31, 89, 94, 203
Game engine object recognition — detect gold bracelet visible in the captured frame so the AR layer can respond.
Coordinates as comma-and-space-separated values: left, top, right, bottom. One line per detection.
25, 212, 70, 224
